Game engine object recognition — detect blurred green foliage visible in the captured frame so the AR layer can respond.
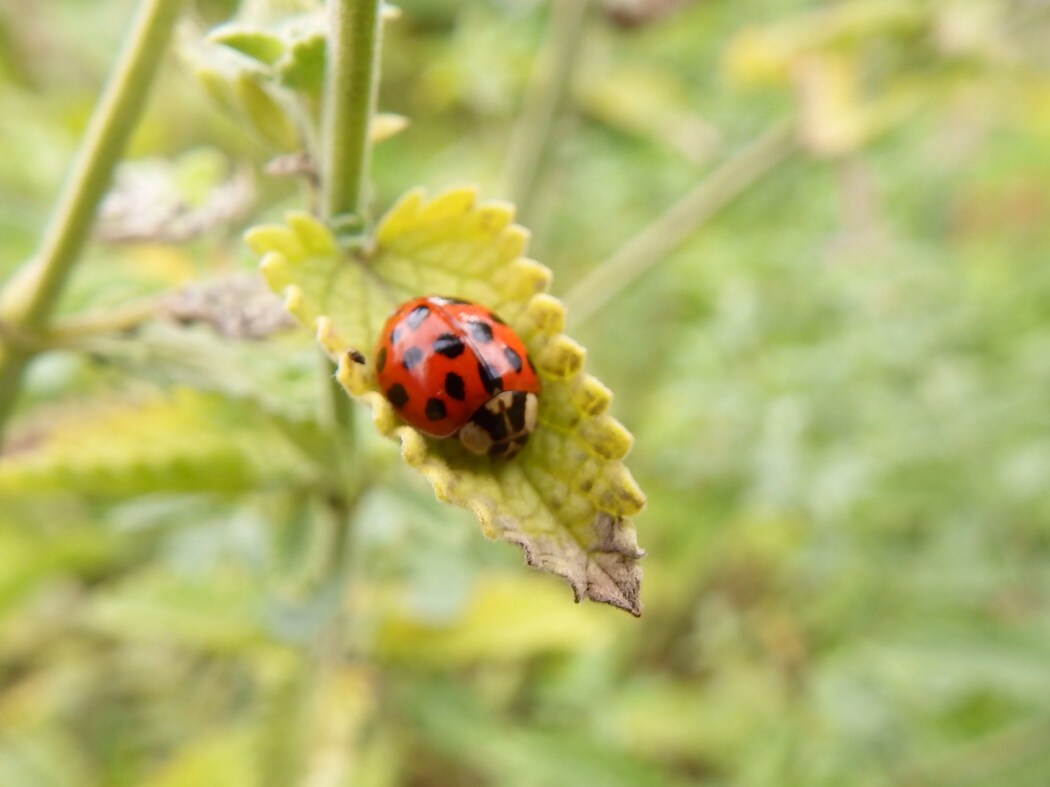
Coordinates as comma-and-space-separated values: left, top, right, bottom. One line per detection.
2, 0, 1050, 785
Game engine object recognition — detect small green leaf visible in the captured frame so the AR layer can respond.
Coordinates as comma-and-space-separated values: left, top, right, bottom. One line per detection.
371, 113, 410, 142
233, 74, 299, 149
193, 65, 239, 113
209, 26, 287, 67
187, 45, 298, 150
248, 188, 647, 614
276, 33, 325, 94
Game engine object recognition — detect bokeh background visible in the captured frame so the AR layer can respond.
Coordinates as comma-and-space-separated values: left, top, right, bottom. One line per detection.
3, 0, 1050, 784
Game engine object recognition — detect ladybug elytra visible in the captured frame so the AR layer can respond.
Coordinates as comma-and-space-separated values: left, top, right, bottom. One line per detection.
374, 296, 541, 459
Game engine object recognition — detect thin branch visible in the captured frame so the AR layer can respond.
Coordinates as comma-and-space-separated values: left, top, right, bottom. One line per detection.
44, 297, 162, 346
501, 0, 591, 223
0, 0, 184, 442
564, 122, 798, 325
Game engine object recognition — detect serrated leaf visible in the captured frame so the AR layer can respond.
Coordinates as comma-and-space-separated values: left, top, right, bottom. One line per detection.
247, 188, 646, 614
0, 389, 314, 497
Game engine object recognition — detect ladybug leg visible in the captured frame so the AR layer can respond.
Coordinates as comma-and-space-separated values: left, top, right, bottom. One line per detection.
457, 422, 492, 455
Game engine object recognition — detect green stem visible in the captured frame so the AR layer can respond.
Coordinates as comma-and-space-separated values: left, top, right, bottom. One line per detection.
44, 297, 162, 346
564, 122, 798, 326
318, 350, 355, 443
501, 0, 590, 222
322, 0, 383, 223
0, 0, 184, 443
316, 0, 386, 470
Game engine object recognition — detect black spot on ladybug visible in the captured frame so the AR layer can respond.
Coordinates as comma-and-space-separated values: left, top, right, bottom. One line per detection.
433, 333, 465, 358
390, 325, 402, 346
375, 346, 387, 372
503, 346, 522, 373
477, 361, 503, 395
487, 311, 506, 325
406, 305, 430, 330
505, 390, 528, 431
467, 320, 494, 344
470, 400, 508, 442
445, 372, 466, 401
425, 397, 447, 421
401, 346, 424, 369
386, 383, 409, 409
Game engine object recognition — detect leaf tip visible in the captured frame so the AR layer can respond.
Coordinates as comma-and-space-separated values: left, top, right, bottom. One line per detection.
287, 211, 337, 255
283, 285, 310, 326
536, 335, 586, 380
571, 375, 613, 417
245, 224, 303, 259
501, 258, 551, 299
423, 186, 479, 221
526, 293, 567, 336
376, 188, 426, 240
259, 252, 293, 295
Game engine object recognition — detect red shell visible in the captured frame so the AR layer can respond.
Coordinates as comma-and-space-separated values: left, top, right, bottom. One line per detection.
374, 296, 541, 439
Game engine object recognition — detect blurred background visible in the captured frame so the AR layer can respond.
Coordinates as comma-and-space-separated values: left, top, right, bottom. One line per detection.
3, 0, 1050, 784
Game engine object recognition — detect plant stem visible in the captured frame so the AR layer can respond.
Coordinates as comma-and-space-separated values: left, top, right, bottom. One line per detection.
502, 0, 590, 223
318, 0, 385, 458
0, 0, 184, 444
564, 122, 798, 326
322, 0, 384, 222
44, 297, 162, 346
319, 349, 356, 445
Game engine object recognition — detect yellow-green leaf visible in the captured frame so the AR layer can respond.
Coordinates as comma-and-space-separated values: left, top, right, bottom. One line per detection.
234, 74, 299, 150
0, 389, 313, 497
371, 113, 410, 143
247, 188, 647, 614
275, 32, 326, 94
209, 26, 286, 67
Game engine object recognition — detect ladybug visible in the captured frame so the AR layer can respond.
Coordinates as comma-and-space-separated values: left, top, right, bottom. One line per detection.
374, 296, 541, 459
